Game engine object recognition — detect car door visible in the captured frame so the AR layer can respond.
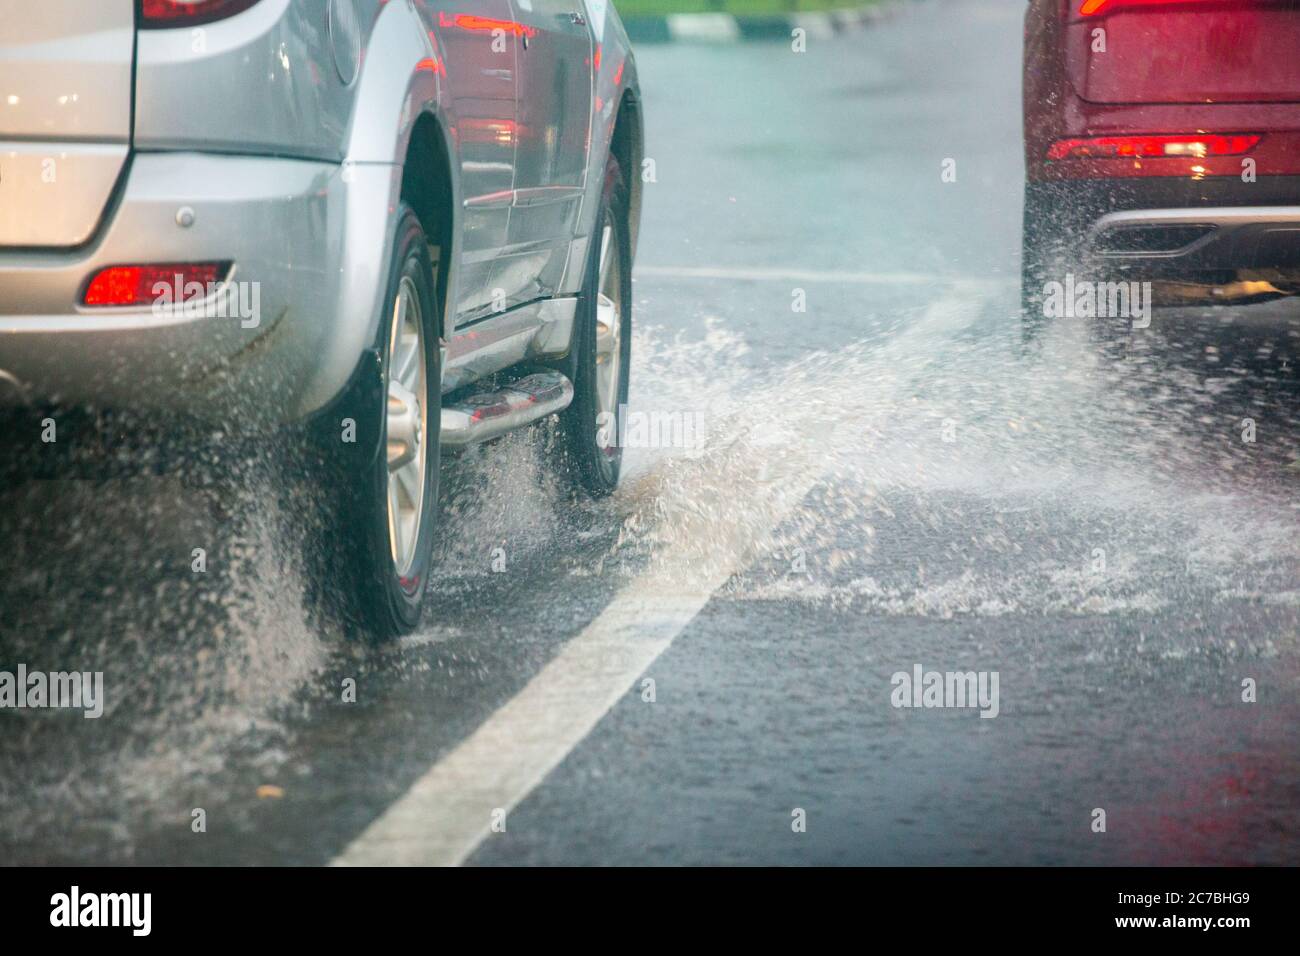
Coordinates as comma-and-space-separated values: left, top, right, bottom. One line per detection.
432, 1, 520, 325
495, 0, 593, 309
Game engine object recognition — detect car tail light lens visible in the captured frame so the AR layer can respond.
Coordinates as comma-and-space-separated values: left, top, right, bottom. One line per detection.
83, 263, 231, 307
139, 0, 262, 28
1076, 0, 1206, 14
1078, 0, 1253, 15
1047, 134, 1262, 160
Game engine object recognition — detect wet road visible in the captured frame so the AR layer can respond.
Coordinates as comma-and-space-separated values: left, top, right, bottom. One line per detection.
2, 0, 1298, 866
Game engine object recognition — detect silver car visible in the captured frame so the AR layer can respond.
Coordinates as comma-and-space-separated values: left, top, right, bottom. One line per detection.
0, 0, 642, 635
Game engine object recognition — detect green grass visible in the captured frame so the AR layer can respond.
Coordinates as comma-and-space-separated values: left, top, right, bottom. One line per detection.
614, 0, 873, 18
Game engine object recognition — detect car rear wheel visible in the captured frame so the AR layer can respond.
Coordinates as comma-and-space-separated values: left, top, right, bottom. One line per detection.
1020, 184, 1064, 347
1022, 183, 1121, 352
320, 205, 440, 638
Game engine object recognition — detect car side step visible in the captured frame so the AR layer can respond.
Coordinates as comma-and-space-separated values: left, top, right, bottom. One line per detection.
439, 370, 574, 449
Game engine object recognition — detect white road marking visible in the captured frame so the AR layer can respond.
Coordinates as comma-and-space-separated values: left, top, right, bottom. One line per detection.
333, 586, 747, 867
332, 281, 992, 867
666, 13, 741, 43
635, 265, 1013, 288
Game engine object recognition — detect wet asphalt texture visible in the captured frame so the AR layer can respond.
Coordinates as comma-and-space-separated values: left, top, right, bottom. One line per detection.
1, 0, 1297, 865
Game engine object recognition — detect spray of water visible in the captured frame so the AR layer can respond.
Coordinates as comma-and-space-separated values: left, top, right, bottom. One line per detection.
0, 282, 1294, 859
608, 288, 1299, 630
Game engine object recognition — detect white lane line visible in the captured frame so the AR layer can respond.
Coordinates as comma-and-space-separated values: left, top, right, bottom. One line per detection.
333, 453, 824, 866
333, 281, 991, 867
635, 265, 1013, 288
333, 587, 753, 867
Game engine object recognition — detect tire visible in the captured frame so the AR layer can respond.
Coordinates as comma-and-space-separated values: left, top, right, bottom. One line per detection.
1022, 183, 1137, 356
1020, 183, 1077, 349
323, 205, 441, 638
1019, 186, 1050, 347
551, 155, 632, 497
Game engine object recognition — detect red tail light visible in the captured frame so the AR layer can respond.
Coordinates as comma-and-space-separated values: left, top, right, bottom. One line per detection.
1079, 0, 1235, 15
139, 0, 262, 28
83, 263, 231, 307
1047, 134, 1262, 160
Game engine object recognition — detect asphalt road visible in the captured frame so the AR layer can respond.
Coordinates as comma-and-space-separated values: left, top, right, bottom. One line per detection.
1, 0, 1297, 866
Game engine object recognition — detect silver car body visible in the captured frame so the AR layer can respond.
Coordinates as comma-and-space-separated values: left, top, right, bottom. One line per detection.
0, 0, 642, 420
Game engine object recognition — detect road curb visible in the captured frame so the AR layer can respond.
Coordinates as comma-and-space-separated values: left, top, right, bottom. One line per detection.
622, 3, 897, 44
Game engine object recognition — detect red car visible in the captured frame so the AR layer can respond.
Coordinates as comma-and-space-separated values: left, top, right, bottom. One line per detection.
1021, 0, 1300, 334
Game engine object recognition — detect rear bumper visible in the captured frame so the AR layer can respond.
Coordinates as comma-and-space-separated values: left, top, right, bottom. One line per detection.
0, 151, 400, 423
1089, 206, 1300, 274
1026, 177, 1300, 277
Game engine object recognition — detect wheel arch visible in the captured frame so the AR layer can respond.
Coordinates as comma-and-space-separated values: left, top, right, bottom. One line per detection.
609, 88, 645, 261
343, 0, 460, 343
400, 113, 456, 344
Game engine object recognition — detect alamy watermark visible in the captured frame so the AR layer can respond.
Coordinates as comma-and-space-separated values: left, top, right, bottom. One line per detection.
50, 886, 150, 936
151, 275, 261, 329
596, 405, 707, 450
1043, 273, 1151, 329
0, 664, 104, 718
890, 664, 999, 718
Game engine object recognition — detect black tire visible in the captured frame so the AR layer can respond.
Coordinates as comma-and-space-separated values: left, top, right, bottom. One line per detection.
323, 205, 441, 638
552, 155, 632, 497
1020, 183, 1080, 348
1022, 183, 1141, 356
1020, 186, 1051, 347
